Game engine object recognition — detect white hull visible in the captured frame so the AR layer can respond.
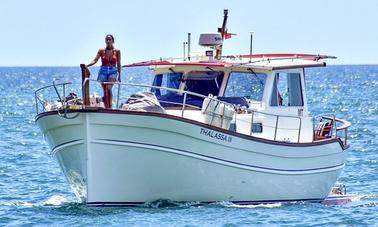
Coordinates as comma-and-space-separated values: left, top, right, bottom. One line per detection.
37, 110, 347, 206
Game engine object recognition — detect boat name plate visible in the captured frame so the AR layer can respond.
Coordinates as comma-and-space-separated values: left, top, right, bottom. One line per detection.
200, 128, 232, 143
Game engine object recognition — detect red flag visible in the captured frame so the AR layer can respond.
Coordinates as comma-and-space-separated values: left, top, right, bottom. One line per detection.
224, 30, 236, 39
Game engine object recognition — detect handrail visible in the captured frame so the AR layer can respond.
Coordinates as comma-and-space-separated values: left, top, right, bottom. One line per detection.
82, 78, 225, 106
85, 79, 303, 141
34, 81, 73, 95
122, 54, 335, 68
321, 116, 351, 131
34, 81, 73, 114
318, 115, 351, 147
37, 79, 304, 143
234, 55, 336, 66
83, 78, 302, 119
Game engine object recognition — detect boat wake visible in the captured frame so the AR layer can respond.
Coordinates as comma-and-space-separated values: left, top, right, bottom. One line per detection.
3, 193, 375, 210
43, 195, 69, 206
0, 195, 72, 208
217, 201, 282, 209
142, 200, 201, 208
1, 201, 34, 208
142, 200, 283, 209
350, 193, 378, 207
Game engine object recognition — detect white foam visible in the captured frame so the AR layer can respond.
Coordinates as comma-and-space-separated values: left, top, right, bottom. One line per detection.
43, 195, 69, 206
229, 203, 282, 209
1, 201, 34, 208
218, 201, 282, 208
15, 201, 34, 208
350, 195, 364, 202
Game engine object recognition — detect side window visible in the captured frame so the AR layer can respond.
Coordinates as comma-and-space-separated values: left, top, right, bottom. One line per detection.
270, 72, 303, 106
225, 72, 267, 101
152, 72, 182, 96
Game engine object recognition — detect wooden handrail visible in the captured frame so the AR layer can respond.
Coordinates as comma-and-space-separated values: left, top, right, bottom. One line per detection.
80, 64, 90, 106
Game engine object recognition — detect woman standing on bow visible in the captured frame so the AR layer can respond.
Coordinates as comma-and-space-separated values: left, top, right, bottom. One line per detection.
87, 34, 121, 109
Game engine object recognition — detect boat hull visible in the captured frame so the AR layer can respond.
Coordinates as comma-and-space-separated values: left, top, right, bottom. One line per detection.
36, 110, 347, 206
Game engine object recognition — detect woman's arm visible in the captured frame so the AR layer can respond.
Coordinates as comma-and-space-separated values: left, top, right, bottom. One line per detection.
86, 49, 102, 67
117, 49, 122, 82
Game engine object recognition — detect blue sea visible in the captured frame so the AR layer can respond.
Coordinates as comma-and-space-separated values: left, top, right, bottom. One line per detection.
0, 65, 377, 226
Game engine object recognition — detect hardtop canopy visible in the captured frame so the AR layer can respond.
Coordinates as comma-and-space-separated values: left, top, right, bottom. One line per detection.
123, 53, 335, 71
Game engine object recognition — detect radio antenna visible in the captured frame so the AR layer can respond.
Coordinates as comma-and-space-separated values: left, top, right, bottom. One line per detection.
249, 31, 254, 63
183, 41, 187, 61
187, 33, 191, 61
215, 9, 229, 60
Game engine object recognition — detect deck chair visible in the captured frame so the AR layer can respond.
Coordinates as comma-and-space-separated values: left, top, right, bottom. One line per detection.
315, 119, 334, 140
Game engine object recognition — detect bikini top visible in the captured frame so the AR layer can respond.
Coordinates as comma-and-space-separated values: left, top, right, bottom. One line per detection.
101, 49, 117, 66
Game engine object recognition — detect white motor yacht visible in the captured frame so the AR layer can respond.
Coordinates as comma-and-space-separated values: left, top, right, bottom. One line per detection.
35, 10, 351, 206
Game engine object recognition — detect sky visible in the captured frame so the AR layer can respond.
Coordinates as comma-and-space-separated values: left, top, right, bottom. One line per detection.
0, 0, 377, 66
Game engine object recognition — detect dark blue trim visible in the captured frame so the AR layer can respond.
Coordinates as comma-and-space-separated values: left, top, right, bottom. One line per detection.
51, 139, 83, 152
97, 139, 345, 172
86, 198, 326, 207
87, 201, 145, 207
86, 195, 355, 207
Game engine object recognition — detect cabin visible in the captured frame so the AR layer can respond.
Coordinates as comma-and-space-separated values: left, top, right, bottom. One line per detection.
128, 54, 329, 143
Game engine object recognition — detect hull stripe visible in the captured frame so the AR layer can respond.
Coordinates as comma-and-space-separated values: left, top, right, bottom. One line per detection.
85, 198, 322, 207
86, 195, 355, 207
51, 139, 84, 155
92, 139, 345, 175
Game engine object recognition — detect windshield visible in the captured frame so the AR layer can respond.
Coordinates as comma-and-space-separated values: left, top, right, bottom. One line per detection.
224, 71, 267, 101
152, 72, 183, 96
184, 71, 224, 96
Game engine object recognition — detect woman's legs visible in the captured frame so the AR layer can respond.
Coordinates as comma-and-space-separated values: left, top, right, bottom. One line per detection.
106, 77, 116, 109
105, 85, 113, 108
101, 83, 108, 108
99, 70, 117, 108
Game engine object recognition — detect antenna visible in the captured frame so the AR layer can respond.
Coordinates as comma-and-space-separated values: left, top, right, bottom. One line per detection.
215, 9, 229, 60
183, 41, 187, 61
187, 33, 191, 61
249, 31, 254, 63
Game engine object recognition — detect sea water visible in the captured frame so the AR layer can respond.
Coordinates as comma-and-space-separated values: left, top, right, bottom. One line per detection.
0, 65, 377, 226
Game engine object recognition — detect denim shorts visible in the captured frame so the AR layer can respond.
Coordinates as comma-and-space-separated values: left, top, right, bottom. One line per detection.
97, 66, 118, 82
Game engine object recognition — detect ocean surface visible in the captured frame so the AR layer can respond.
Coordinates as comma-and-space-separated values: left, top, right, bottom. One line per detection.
0, 65, 377, 226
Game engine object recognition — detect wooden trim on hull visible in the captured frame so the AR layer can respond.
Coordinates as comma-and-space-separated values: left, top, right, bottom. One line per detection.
35, 109, 348, 150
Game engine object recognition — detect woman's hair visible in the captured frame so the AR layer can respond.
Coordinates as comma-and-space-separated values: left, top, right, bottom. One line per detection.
105, 34, 115, 43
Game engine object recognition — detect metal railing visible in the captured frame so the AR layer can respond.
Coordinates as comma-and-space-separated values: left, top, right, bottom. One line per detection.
319, 116, 351, 147
123, 54, 336, 68
35, 80, 73, 114
35, 80, 82, 119
84, 78, 304, 142
240, 108, 302, 142
36, 79, 350, 144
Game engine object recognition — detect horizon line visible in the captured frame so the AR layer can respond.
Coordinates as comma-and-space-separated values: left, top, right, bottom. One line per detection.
0, 63, 378, 67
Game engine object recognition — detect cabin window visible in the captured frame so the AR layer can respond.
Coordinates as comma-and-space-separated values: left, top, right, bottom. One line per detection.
152, 72, 183, 96
184, 71, 224, 96
224, 72, 267, 101
270, 72, 303, 106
